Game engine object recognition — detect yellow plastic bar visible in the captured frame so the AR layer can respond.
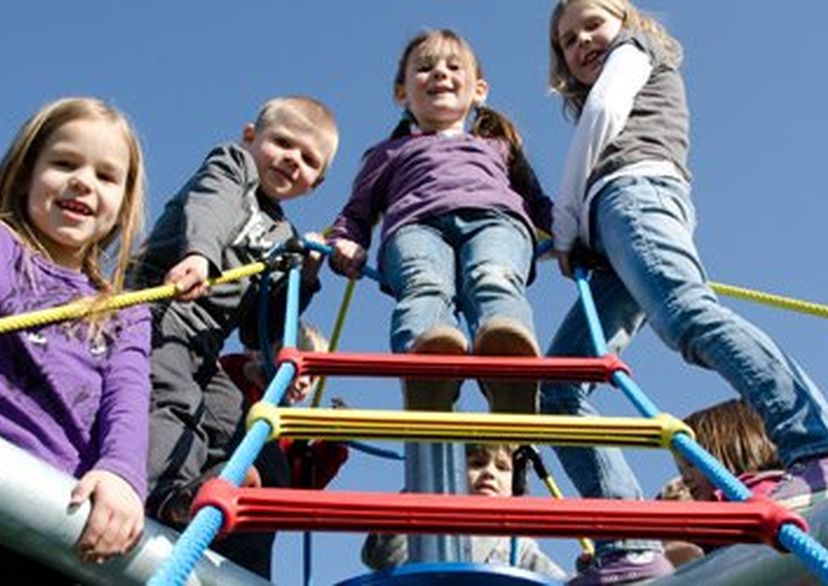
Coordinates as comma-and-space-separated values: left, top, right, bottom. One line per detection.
247, 406, 693, 448
0, 262, 267, 334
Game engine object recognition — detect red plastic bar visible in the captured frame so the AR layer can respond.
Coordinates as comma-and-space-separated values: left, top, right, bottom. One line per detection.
194, 480, 806, 551
277, 348, 630, 382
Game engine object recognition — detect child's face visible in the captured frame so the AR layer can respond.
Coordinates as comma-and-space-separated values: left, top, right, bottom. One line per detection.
395, 39, 488, 134
674, 455, 716, 501
556, 1, 624, 86
243, 111, 330, 201
27, 118, 129, 270
466, 448, 513, 497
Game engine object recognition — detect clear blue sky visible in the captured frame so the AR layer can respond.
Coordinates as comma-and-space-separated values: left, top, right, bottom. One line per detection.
2, 2, 827, 584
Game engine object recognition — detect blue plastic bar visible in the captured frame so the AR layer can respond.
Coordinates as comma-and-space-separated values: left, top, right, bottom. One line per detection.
149, 267, 303, 586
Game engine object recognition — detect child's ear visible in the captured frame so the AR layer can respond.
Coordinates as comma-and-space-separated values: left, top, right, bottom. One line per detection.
241, 123, 256, 144
393, 84, 407, 107
473, 79, 490, 108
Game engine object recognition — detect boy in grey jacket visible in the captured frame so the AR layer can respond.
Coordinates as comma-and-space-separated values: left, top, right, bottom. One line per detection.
130, 96, 338, 577
362, 444, 568, 581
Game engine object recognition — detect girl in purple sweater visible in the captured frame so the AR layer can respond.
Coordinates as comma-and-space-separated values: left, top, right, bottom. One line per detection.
0, 97, 150, 573
330, 29, 552, 414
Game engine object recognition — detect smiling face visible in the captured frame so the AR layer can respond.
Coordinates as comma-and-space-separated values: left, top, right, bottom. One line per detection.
557, 1, 624, 86
466, 446, 513, 497
394, 34, 489, 134
242, 106, 332, 202
26, 117, 130, 270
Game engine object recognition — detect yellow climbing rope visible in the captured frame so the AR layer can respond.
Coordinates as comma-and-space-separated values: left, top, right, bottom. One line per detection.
0, 262, 267, 334
711, 281, 828, 319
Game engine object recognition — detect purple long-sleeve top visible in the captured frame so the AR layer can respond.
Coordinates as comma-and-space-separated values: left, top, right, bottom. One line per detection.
330, 133, 552, 265
0, 223, 151, 498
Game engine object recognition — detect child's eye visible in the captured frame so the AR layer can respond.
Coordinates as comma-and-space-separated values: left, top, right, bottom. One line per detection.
274, 136, 292, 148
302, 152, 321, 169
585, 17, 603, 31
52, 158, 75, 170
97, 171, 119, 184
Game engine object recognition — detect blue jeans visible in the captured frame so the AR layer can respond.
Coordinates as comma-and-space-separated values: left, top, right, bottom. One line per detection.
380, 209, 535, 353
541, 175, 828, 554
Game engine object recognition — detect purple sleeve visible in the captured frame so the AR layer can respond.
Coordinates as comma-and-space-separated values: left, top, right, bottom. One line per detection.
329, 145, 392, 249
94, 305, 152, 499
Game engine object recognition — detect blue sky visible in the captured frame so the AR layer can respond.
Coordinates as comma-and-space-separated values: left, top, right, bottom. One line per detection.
2, 2, 827, 584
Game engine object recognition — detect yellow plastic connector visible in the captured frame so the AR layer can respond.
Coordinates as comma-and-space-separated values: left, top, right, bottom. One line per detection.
246, 401, 283, 442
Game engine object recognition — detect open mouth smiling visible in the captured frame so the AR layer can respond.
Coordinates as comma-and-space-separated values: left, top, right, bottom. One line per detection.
56, 199, 93, 216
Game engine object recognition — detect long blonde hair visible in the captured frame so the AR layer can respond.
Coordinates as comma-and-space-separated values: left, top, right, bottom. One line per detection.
0, 97, 146, 294
549, 0, 682, 118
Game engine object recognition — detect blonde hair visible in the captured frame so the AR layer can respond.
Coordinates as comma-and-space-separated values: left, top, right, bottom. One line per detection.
0, 97, 145, 294
683, 399, 782, 476
255, 96, 339, 177
549, 0, 682, 118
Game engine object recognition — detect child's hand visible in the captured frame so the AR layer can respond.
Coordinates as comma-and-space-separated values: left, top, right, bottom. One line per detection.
556, 250, 574, 279
329, 239, 366, 279
165, 253, 210, 301
70, 470, 144, 564
301, 232, 326, 284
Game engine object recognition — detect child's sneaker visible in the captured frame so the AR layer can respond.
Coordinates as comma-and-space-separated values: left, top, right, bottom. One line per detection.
769, 455, 828, 511
567, 550, 674, 585
472, 317, 539, 414
403, 326, 467, 411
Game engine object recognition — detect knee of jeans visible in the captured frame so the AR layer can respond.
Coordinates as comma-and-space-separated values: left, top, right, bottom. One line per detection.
649, 290, 723, 355
464, 263, 525, 296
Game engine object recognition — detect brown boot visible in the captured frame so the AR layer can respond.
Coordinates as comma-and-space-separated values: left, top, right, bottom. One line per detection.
403, 326, 468, 411
473, 317, 539, 414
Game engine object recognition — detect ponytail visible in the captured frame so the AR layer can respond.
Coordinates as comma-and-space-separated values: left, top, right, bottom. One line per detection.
471, 106, 541, 202
389, 109, 416, 141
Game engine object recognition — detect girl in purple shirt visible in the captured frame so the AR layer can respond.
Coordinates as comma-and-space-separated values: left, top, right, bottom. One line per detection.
0, 97, 150, 572
330, 29, 552, 414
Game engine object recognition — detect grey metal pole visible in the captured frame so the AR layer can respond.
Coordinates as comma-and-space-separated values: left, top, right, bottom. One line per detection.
0, 437, 268, 585
404, 441, 469, 564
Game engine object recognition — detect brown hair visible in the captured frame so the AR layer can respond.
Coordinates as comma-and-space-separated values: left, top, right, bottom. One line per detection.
549, 0, 682, 119
683, 399, 782, 476
0, 97, 145, 294
391, 29, 540, 202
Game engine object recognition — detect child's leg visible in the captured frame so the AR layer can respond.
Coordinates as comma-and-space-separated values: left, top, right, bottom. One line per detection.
453, 211, 538, 413
541, 268, 664, 561
381, 222, 467, 410
145, 309, 212, 513
594, 176, 828, 469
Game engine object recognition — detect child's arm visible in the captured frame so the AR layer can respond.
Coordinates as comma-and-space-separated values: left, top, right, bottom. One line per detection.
328, 145, 394, 277
175, 145, 259, 282
81, 307, 152, 561
554, 43, 652, 271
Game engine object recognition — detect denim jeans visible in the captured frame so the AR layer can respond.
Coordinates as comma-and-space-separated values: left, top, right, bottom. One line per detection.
541, 175, 828, 555
380, 209, 535, 353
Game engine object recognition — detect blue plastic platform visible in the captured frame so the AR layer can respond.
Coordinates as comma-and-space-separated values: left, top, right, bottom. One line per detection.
335, 563, 561, 586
